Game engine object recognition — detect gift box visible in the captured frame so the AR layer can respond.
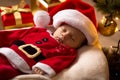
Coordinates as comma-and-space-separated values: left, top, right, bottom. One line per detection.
0, 0, 34, 30
35, 0, 62, 11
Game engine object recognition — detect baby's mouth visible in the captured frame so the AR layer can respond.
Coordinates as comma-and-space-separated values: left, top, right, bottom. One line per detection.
55, 37, 63, 43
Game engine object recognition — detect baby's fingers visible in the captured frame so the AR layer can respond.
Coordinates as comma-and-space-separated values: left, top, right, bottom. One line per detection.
32, 67, 45, 75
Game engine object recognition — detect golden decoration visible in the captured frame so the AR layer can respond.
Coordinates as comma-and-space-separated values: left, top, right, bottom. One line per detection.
98, 16, 118, 36
35, 0, 61, 11
0, 0, 30, 15
31, 0, 65, 14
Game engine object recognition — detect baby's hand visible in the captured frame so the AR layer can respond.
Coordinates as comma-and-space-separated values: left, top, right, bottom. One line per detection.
32, 67, 46, 75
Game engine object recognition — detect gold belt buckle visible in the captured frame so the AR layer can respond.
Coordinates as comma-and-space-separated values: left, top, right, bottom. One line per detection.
18, 44, 41, 59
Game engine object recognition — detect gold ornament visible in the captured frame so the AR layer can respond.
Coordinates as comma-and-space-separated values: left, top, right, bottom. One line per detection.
98, 15, 118, 36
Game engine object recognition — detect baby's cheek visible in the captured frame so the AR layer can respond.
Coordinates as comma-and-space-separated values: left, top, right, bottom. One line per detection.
64, 40, 73, 47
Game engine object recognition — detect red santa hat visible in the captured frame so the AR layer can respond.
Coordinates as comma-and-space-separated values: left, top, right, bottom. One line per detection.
48, 0, 98, 45
34, 0, 98, 45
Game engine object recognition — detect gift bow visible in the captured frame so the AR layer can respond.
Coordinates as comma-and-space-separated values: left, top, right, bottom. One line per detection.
1, 5, 31, 15
0, 5, 31, 25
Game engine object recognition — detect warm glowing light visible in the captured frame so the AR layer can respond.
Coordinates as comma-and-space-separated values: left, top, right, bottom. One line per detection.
115, 27, 119, 32
111, 21, 113, 23
115, 17, 119, 20
59, 0, 66, 2
101, 16, 106, 23
39, 0, 48, 8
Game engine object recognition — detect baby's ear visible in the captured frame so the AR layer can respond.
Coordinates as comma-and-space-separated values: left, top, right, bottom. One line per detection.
33, 10, 50, 28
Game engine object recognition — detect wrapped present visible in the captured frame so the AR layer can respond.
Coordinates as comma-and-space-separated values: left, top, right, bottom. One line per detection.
35, 0, 62, 11
0, 0, 34, 30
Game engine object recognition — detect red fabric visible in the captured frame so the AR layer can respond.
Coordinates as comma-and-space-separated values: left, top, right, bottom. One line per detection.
0, 27, 77, 76
49, 0, 97, 29
40, 46, 76, 73
0, 54, 22, 80
0, 28, 35, 47
48, 4, 58, 12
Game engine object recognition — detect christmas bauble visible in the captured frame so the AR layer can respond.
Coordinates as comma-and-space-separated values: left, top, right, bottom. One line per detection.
98, 16, 117, 36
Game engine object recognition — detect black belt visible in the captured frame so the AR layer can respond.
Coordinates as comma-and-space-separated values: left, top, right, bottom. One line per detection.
13, 40, 45, 62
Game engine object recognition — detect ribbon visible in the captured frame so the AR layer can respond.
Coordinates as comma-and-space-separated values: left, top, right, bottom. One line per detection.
0, 5, 31, 25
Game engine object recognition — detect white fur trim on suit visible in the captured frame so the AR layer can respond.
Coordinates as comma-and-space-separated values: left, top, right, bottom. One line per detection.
0, 47, 32, 73
53, 9, 98, 45
32, 62, 56, 77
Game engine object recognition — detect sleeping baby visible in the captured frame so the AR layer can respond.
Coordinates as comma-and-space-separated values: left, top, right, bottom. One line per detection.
0, 9, 94, 79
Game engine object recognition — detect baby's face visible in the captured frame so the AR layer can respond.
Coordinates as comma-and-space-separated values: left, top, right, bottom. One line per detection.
53, 24, 86, 49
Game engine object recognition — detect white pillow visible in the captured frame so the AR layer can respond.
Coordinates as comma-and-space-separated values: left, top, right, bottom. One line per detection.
52, 45, 109, 80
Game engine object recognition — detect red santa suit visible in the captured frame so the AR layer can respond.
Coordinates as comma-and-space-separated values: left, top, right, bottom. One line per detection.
0, 27, 77, 80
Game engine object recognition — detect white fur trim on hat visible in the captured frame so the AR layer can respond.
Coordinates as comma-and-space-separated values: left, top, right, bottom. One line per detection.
53, 9, 98, 45
34, 10, 50, 28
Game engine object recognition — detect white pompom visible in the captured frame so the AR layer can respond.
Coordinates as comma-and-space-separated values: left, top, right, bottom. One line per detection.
33, 10, 50, 28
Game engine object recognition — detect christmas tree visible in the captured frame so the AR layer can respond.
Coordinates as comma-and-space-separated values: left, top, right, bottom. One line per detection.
93, 0, 120, 18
